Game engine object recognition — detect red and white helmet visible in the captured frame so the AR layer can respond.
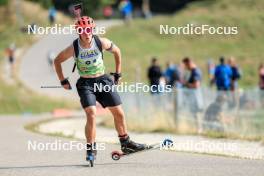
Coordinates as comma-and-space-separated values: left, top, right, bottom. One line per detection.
75, 16, 95, 29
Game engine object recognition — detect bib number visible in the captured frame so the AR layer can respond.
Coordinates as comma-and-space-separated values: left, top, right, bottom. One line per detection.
85, 59, 97, 65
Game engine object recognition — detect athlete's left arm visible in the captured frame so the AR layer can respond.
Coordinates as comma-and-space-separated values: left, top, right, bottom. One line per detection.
100, 37, 121, 74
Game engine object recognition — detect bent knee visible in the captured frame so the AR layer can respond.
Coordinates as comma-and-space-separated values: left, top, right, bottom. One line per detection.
84, 107, 96, 118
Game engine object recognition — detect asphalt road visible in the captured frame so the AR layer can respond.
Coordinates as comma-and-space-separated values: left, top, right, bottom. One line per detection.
0, 116, 264, 176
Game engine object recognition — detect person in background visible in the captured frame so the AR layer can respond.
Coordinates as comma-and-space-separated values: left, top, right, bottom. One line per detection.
258, 63, 264, 107
147, 57, 162, 94
164, 61, 180, 87
182, 57, 201, 89
182, 57, 202, 132
48, 6, 57, 25
212, 57, 232, 91
5, 43, 16, 77
228, 57, 241, 91
119, 0, 133, 25
142, 0, 152, 19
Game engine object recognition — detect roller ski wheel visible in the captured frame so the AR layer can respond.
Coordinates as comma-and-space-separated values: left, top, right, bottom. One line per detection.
86, 153, 95, 167
111, 151, 123, 161
162, 138, 174, 148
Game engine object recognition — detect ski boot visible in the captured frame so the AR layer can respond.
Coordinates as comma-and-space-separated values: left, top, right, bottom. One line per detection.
120, 136, 147, 154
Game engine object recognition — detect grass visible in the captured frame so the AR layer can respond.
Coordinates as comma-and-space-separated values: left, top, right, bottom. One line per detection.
101, 109, 177, 133
24, 117, 76, 139
0, 80, 76, 114
0, 0, 77, 114
103, 0, 264, 88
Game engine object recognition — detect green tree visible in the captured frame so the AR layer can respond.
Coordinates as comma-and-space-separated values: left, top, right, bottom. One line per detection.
0, 0, 8, 6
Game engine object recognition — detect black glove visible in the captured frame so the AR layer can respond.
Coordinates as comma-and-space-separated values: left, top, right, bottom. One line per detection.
110, 72, 122, 84
60, 78, 72, 89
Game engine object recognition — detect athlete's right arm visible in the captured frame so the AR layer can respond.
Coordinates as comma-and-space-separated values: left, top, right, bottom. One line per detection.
54, 45, 74, 89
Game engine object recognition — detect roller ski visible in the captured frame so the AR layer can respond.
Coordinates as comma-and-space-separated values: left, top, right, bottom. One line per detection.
111, 138, 173, 161
86, 143, 97, 167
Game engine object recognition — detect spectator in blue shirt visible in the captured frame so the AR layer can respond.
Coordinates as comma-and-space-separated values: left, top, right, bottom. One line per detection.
48, 6, 57, 25
119, 0, 133, 24
213, 57, 232, 91
164, 61, 180, 87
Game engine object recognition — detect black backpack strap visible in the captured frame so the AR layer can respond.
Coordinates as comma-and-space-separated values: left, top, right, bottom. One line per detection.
93, 35, 103, 59
72, 39, 79, 72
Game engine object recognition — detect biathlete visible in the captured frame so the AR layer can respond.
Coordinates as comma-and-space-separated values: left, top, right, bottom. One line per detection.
54, 16, 146, 162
